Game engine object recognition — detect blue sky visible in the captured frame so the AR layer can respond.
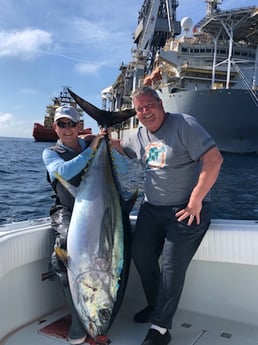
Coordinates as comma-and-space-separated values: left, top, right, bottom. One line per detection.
0, 0, 256, 138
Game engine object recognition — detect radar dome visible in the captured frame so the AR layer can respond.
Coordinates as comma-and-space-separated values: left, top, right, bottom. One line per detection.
181, 17, 193, 31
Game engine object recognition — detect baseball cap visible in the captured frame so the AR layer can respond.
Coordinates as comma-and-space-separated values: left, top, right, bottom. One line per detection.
54, 105, 80, 122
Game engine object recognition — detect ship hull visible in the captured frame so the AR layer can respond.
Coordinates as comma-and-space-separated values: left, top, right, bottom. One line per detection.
33, 123, 93, 142
159, 88, 258, 154
33, 123, 58, 142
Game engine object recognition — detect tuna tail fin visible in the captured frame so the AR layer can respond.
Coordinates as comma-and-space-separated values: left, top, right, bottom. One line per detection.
68, 88, 136, 128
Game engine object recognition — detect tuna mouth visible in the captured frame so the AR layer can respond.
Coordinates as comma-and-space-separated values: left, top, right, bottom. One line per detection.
99, 308, 111, 324
87, 309, 112, 339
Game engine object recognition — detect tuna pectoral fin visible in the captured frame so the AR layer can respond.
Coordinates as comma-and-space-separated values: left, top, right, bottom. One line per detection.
54, 247, 68, 268
54, 172, 78, 198
125, 189, 138, 213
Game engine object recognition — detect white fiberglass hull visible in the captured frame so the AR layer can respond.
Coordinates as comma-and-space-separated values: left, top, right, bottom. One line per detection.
1, 217, 258, 344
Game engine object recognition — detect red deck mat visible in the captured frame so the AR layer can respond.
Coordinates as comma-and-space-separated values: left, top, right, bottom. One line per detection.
39, 314, 110, 344
39, 314, 71, 340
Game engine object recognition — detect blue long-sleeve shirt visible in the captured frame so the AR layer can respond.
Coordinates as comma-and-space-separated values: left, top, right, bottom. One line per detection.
42, 138, 127, 182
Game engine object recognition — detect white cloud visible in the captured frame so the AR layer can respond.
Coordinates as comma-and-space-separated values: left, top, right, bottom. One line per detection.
0, 28, 53, 59
73, 19, 110, 43
54, 16, 132, 59
0, 113, 14, 128
74, 61, 107, 74
0, 112, 31, 138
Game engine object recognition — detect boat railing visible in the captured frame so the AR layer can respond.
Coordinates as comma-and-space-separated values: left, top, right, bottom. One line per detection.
180, 60, 229, 72
232, 60, 258, 107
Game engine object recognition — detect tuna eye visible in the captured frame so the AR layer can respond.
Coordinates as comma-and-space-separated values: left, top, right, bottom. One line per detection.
99, 309, 111, 323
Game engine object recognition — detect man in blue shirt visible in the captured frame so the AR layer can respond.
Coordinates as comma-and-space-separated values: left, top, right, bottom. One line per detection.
43, 105, 125, 344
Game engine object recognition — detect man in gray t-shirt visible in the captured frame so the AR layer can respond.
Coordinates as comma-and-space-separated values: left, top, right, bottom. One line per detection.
117, 86, 223, 345
123, 112, 215, 206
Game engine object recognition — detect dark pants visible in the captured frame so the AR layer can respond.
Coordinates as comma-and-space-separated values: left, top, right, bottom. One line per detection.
49, 205, 71, 285
132, 201, 210, 329
49, 205, 85, 337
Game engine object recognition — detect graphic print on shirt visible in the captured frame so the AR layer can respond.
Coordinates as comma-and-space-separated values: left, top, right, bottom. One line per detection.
144, 141, 167, 169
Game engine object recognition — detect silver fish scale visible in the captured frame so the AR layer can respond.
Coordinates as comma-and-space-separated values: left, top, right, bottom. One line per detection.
64, 139, 128, 340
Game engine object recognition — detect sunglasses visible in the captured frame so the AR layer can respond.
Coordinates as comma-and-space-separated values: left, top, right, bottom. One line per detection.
56, 120, 78, 128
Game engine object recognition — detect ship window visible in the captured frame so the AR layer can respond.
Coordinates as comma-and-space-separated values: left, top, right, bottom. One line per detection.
182, 47, 187, 52
194, 49, 199, 53
200, 49, 205, 53
234, 51, 240, 56
216, 49, 226, 54
242, 52, 248, 57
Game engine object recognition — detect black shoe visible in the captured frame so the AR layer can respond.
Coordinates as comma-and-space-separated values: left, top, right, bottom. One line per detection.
134, 306, 154, 323
141, 329, 171, 345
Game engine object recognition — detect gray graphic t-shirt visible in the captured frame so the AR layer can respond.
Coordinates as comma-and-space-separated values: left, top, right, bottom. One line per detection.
122, 113, 215, 206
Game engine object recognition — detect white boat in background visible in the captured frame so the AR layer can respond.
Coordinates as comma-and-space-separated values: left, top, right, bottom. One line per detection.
102, 0, 258, 154
1, 216, 258, 344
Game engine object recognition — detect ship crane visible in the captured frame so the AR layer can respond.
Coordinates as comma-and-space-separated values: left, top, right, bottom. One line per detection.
133, 0, 181, 74
205, 0, 223, 16
101, 0, 182, 114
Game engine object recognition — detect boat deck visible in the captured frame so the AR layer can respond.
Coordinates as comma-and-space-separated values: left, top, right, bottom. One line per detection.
1, 218, 258, 345
2, 301, 258, 345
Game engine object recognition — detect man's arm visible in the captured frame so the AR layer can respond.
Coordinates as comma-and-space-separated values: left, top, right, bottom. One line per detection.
176, 146, 223, 225
110, 138, 126, 155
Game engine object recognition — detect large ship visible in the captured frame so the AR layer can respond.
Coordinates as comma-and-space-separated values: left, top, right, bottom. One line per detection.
33, 86, 91, 142
101, 0, 258, 153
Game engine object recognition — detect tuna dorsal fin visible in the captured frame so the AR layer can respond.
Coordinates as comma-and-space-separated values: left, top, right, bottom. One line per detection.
54, 172, 78, 198
68, 88, 136, 128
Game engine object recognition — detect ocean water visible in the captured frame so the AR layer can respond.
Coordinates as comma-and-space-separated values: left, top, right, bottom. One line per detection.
1, 136, 258, 226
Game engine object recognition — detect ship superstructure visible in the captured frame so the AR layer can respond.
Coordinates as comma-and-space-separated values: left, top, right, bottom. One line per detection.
33, 86, 87, 142
102, 0, 258, 153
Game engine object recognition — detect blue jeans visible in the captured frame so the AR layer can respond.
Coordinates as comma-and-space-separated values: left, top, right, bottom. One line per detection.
132, 201, 210, 329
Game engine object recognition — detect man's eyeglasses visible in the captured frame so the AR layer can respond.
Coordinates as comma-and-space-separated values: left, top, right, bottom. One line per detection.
56, 121, 78, 128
